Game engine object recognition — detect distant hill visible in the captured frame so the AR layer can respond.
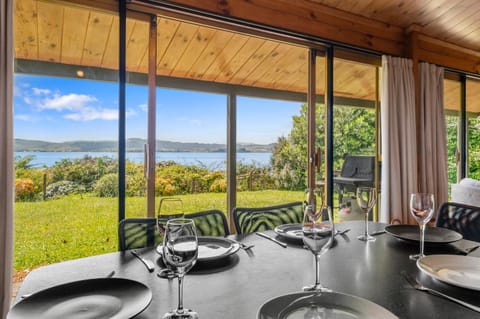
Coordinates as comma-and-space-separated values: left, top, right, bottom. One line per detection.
14, 139, 275, 153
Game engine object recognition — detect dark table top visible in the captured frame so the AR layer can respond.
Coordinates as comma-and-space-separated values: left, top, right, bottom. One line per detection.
10, 221, 480, 318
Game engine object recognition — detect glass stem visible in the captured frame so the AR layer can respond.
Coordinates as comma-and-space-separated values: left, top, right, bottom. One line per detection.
420, 224, 426, 256
177, 272, 185, 313
364, 209, 369, 236
315, 254, 320, 286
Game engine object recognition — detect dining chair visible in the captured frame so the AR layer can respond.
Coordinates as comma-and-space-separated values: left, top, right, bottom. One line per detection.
118, 209, 230, 251
232, 201, 304, 234
435, 202, 480, 242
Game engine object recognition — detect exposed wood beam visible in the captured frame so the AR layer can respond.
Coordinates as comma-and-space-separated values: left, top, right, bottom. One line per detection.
133, 0, 405, 56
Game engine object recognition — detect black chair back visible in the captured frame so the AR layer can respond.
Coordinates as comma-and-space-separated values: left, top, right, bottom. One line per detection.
118, 209, 229, 251
436, 202, 480, 242
232, 202, 303, 234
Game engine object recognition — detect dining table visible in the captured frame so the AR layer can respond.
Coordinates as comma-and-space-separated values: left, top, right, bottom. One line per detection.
9, 221, 480, 319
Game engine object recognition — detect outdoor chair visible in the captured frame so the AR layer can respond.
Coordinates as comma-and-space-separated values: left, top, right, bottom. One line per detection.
435, 202, 480, 242
118, 209, 230, 251
232, 201, 304, 234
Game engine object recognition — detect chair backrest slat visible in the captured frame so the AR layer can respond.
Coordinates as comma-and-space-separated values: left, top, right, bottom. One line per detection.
232, 202, 303, 234
118, 209, 229, 251
435, 202, 480, 242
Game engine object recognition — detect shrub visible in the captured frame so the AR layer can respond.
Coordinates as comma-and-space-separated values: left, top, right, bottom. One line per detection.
94, 173, 118, 197
45, 181, 82, 199
15, 178, 35, 201
155, 177, 176, 196
209, 178, 226, 192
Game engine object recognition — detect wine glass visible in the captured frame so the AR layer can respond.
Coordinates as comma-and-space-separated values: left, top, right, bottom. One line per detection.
356, 187, 377, 242
162, 218, 199, 319
409, 193, 435, 260
302, 204, 335, 292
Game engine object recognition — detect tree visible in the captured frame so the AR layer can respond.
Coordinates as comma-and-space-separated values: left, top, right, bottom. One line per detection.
271, 103, 376, 190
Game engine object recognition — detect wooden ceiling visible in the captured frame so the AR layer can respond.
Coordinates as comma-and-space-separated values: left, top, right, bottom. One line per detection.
13, 0, 480, 112
309, 0, 480, 53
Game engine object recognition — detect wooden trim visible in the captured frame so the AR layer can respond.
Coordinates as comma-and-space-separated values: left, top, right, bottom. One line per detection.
410, 33, 480, 75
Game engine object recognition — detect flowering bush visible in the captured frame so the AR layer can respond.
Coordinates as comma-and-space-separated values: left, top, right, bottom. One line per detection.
15, 178, 35, 201
45, 181, 82, 199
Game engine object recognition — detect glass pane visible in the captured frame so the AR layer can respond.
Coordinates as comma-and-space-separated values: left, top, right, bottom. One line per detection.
333, 57, 377, 222
125, 16, 150, 218
156, 89, 227, 215
13, 1, 119, 291
467, 78, 480, 179
444, 78, 461, 192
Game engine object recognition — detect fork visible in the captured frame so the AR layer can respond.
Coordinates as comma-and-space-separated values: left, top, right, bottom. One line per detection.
401, 271, 480, 313
231, 239, 254, 250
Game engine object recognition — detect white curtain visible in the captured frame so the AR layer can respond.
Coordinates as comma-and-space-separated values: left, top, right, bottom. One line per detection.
418, 62, 448, 210
0, 0, 14, 317
380, 56, 418, 224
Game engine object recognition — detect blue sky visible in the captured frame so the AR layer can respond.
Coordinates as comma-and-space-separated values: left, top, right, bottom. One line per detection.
14, 74, 302, 144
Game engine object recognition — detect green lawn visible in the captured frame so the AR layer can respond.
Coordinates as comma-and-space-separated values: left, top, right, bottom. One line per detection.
14, 190, 304, 272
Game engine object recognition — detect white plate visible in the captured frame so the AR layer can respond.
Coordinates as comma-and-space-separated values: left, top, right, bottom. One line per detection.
257, 291, 398, 319
417, 255, 480, 290
274, 224, 303, 241
8, 278, 152, 319
157, 236, 240, 262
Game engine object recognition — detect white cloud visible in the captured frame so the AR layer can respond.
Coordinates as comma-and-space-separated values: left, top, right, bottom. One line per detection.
32, 88, 51, 96
41, 93, 98, 111
64, 107, 118, 121
138, 103, 148, 112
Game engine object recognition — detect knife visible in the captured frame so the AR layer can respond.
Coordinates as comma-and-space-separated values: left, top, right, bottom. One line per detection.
255, 232, 288, 248
370, 230, 386, 236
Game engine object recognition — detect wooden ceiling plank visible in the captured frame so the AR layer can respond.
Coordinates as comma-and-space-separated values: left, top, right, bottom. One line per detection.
82, 10, 114, 66
214, 36, 265, 83
233, 40, 279, 86
37, 1, 63, 63
157, 22, 199, 76
126, 19, 150, 73
169, 25, 217, 78
61, 6, 90, 65
274, 47, 308, 90
242, 42, 293, 87
202, 33, 249, 82
186, 29, 234, 79
257, 45, 304, 90
466, 78, 480, 113
13, 0, 38, 60
156, 17, 181, 73
101, 15, 119, 70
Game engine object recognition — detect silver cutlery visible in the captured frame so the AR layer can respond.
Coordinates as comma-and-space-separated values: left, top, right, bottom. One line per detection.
401, 271, 480, 313
337, 228, 351, 236
255, 232, 288, 248
231, 239, 255, 250
370, 229, 386, 236
131, 250, 155, 272
465, 245, 480, 255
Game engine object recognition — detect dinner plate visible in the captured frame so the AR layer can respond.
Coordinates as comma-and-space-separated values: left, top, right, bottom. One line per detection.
417, 255, 480, 290
156, 236, 240, 262
257, 291, 398, 319
274, 223, 303, 241
8, 278, 152, 319
385, 225, 462, 244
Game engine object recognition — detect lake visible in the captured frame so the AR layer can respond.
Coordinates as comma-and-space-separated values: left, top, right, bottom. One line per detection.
14, 151, 272, 169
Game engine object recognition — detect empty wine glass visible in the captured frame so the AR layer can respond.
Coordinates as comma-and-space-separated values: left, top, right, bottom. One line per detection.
356, 187, 377, 242
162, 218, 199, 319
409, 193, 435, 260
302, 204, 335, 292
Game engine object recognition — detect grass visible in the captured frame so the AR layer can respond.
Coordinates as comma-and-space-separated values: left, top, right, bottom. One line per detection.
13, 190, 304, 272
